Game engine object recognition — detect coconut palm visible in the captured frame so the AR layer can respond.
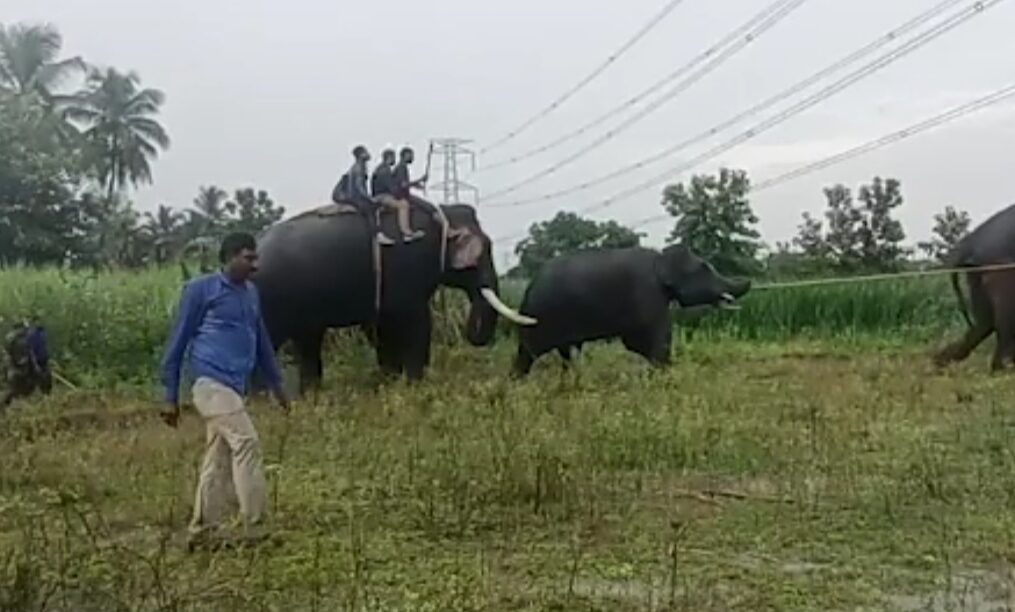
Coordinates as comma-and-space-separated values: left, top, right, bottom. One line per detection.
0, 22, 85, 102
68, 67, 170, 199
0, 22, 87, 142
142, 204, 184, 263
190, 185, 229, 236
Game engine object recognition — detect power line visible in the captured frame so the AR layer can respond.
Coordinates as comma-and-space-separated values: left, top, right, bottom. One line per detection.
489, 0, 1006, 251
478, 0, 692, 156
476, 0, 795, 173
481, 0, 810, 201
622, 81, 1015, 231
487, 0, 968, 209
570, 0, 1002, 222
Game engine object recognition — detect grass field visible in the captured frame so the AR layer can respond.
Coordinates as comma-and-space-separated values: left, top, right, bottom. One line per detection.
3, 267, 1013, 611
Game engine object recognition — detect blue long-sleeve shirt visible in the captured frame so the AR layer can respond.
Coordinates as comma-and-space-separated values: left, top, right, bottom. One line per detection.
160, 272, 284, 406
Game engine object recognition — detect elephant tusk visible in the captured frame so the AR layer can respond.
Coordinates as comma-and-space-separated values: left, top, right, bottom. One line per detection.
480, 288, 538, 326
718, 292, 741, 311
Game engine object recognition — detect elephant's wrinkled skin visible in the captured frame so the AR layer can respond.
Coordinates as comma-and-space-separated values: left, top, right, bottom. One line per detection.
934, 202, 1015, 371
252, 201, 533, 391
511, 244, 751, 376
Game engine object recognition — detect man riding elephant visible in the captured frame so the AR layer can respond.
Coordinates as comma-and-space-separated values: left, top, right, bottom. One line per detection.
371, 147, 424, 243
333, 145, 397, 246
393, 146, 449, 261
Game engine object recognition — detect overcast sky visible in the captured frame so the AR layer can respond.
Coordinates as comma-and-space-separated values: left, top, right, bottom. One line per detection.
6, 0, 1015, 270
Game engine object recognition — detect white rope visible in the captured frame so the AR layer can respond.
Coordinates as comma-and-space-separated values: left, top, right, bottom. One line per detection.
751, 261, 1015, 291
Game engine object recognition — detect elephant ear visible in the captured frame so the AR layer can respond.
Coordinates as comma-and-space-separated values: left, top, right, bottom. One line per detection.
653, 244, 693, 295
447, 226, 484, 270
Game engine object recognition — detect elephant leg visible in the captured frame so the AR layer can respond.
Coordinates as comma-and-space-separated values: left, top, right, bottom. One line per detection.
512, 343, 537, 378
292, 328, 325, 395
557, 346, 573, 366
402, 307, 433, 382
375, 318, 403, 378
622, 319, 672, 367
988, 274, 1015, 371
935, 273, 994, 366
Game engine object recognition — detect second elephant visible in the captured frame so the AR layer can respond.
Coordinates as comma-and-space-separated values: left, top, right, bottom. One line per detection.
512, 244, 750, 376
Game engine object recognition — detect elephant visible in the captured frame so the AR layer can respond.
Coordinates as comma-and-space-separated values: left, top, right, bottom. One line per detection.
934, 202, 1015, 371
511, 244, 751, 376
251, 199, 536, 392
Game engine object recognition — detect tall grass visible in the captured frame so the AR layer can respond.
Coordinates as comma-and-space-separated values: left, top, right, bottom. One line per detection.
0, 268, 966, 384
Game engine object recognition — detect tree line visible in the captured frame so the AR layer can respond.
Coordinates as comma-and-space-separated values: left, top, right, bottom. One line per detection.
4, 20, 972, 279
0, 21, 283, 270
512, 167, 972, 279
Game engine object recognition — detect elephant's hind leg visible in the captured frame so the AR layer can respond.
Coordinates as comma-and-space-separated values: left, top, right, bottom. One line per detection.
293, 328, 325, 395
935, 273, 994, 367
987, 271, 1015, 371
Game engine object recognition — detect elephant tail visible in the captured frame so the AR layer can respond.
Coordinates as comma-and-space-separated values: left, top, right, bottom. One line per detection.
951, 269, 972, 328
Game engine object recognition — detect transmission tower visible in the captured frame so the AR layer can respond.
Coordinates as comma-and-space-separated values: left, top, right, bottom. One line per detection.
426, 138, 479, 206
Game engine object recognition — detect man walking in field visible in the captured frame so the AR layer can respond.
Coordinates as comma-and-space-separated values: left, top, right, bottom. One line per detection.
160, 232, 290, 551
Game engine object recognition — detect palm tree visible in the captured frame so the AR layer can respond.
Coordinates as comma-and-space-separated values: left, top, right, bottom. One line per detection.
191, 185, 229, 236
0, 22, 85, 102
0, 22, 86, 141
142, 204, 184, 263
67, 67, 170, 199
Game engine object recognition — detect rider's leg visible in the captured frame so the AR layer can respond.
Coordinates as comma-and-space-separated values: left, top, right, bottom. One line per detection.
392, 199, 424, 242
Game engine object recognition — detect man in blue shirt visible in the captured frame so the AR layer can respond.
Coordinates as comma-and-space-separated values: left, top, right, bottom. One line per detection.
160, 232, 289, 550
1, 317, 52, 409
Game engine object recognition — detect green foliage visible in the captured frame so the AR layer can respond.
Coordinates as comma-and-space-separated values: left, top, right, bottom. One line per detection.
511, 211, 642, 278
0, 21, 85, 106
918, 205, 971, 262
791, 177, 911, 273
67, 67, 170, 197
0, 265, 970, 386
0, 93, 97, 265
661, 167, 762, 276
224, 187, 286, 236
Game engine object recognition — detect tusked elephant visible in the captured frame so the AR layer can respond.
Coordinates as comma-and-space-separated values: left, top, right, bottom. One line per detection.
252, 199, 536, 392
934, 202, 1015, 371
511, 244, 750, 376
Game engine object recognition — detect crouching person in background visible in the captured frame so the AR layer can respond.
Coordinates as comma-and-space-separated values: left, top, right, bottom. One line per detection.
2, 317, 52, 410
160, 232, 290, 551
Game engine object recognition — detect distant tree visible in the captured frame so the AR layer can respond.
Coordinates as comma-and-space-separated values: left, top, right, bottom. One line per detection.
661, 167, 761, 275
68, 67, 170, 199
918, 205, 971, 262
821, 184, 865, 269
791, 178, 910, 272
857, 177, 908, 269
793, 212, 828, 259
187, 185, 229, 239
512, 211, 642, 278
225, 188, 285, 235
142, 204, 184, 263
0, 93, 92, 265
0, 22, 85, 107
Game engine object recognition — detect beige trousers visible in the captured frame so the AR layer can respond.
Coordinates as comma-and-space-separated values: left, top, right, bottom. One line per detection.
375, 194, 417, 236
188, 377, 266, 537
